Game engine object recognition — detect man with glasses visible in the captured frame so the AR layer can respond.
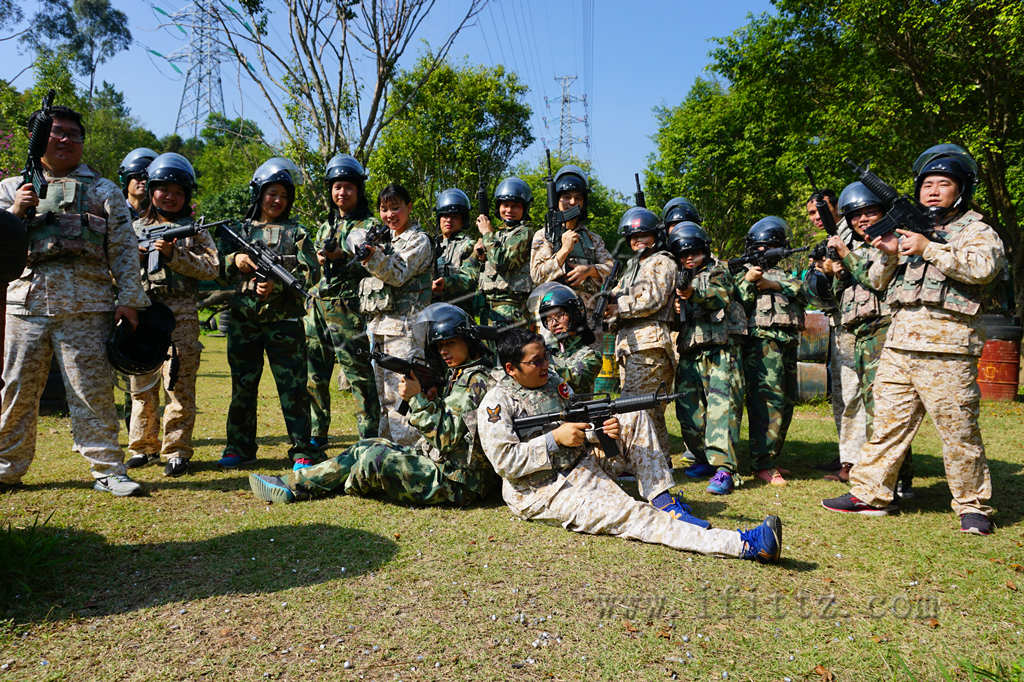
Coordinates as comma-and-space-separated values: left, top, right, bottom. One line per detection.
476, 328, 783, 563
0, 104, 150, 496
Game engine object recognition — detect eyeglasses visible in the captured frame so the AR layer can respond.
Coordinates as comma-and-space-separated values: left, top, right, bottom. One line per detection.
543, 310, 570, 323
518, 355, 549, 368
49, 128, 84, 144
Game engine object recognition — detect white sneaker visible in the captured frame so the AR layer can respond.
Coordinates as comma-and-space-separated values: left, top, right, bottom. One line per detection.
93, 474, 143, 497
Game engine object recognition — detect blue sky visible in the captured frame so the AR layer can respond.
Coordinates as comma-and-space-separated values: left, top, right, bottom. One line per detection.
1, 0, 774, 196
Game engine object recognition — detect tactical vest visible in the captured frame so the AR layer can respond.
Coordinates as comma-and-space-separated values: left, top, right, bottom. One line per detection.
503, 373, 585, 473
436, 361, 495, 485
886, 210, 987, 317
358, 228, 431, 315
134, 217, 200, 300
839, 245, 890, 329
559, 224, 605, 296
750, 268, 804, 329
26, 174, 107, 265
232, 220, 304, 317
678, 266, 729, 350
617, 251, 677, 325
435, 233, 473, 277
315, 216, 372, 304
479, 223, 533, 295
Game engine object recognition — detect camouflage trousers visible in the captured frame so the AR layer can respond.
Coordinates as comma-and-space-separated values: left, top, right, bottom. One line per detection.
592, 408, 675, 500
304, 298, 379, 439
129, 304, 202, 461
372, 322, 427, 447
849, 348, 991, 515
618, 348, 676, 460
675, 342, 743, 473
832, 327, 866, 465
0, 312, 126, 481
530, 453, 745, 557
741, 336, 798, 471
226, 311, 314, 461
853, 322, 913, 482
287, 437, 474, 506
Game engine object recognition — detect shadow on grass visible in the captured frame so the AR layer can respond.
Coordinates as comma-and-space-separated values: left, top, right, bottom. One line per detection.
3, 523, 398, 622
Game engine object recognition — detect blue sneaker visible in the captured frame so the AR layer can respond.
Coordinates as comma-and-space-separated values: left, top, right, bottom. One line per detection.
683, 462, 716, 479
248, 474, 296, 503
740, 515, 782, 564
706, 470, 734, 495
218, 452, 257, 469
655, 493, 712, 530
292, 457, 315, 471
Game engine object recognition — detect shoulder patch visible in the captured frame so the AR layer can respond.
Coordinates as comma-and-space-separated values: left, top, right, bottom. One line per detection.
486, 405, 501, 422
557, 382, 571, 399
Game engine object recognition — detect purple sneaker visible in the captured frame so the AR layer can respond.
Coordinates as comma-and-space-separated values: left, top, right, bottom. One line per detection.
706, 470, 734, 495
683, 462, 716, 479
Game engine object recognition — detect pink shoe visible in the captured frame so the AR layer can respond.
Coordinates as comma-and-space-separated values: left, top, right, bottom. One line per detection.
755, 468, 787, 486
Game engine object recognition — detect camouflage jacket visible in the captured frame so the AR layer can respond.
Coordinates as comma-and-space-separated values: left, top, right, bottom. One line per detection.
360, 224, 432, 335
133, 216, 219, 307
407, 357, 500, 497
312, 214, 378, 307
678, 261, 746, 352
433, 232, 481, 308
550, 333, 602, 394
836, 242, 890, 334
479, 221, 533, 300
0, 165, 149, 315
736, 266, 806, 344
530, 223, 614, 307
866, 210, 1005, 356
610, 250, 677, 361
223, 218, 318, 323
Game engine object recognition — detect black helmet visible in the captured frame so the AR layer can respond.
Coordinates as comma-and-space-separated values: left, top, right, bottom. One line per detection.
837, 181, 883, 218
667, 221, 711, 259
912, 143, 979, 180
416, 302, 487, 361
118, 147, 158, 188
107, 301, 176, 375
493, 176, 533, 215
0, 210, 28, 281
553, 164, 588, 196
804, 268, 836, 312
435, 188, 471, 221
618, 207, 666, 249
913, 151, 976, 219
147, 153, 197, 191
325, 153, 366, 185
529, 282, 594, 345
746, 216, 789, 249
662, 196, 702, 226
248, 157, 304, 220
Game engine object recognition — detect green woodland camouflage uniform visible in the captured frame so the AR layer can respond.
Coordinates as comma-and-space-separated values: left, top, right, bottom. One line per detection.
128, 217, 219, 463
223, 218, 319, 462
359, 224, 433, 445
433, 232, 481, 312
529, 224, 614, 311
0, 165, 150, 482
477, 373, 747, 557
549, 333, 602, 394
737, 266, 806, 471
674, 262, 746, 473
478, 221, 533, 329
849, 210, 1005, 516
610, 250, 678, 456
284, 357, 499, 504
305, 215, 380, 439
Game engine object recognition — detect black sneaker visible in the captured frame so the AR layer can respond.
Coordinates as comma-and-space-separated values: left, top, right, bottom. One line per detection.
895, 479, 914, 500
163, 457, 190, 478
821, 492, 896, 516
959, 513, 994, 536
815, 456, 842, 472
125, 453, 159, 469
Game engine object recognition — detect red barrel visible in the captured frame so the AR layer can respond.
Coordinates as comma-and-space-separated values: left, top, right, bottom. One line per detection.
977, 339, 1021, 401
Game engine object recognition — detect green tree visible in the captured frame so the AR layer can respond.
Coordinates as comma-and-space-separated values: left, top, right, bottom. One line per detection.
368, 57, 534, 230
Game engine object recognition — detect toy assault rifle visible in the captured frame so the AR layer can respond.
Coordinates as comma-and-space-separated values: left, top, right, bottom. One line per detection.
804, 165, 837, 237
511, 386, 683, 462
727, 246, 809, 275
137, 217, 230, 274
219, 222, 314, 300
370, 350, 443, 415
21, 90, 55, 220
844, 158, 947, 244
543, 149, 582, 252
675, 267, 695, 325
589, 256, 623, 332
633, 172, 646, 208
353, 221, 392, 261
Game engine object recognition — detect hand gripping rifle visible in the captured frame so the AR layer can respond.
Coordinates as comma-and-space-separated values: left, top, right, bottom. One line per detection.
588, 256, 623, 332
675, 266, 696, 326
353, 221, 392, 261
370, 350, 443, 415
219, 222, 314, 300
137, 217, 230, 275
803, 165, 837, 237
544, 149, 582, 252
844, 158, 947, 244
21, 90, 55, 220
511, 385, 683, 461
727, 246, 810, 275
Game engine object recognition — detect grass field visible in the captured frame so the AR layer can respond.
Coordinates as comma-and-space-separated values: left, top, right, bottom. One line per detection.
2, 334, 1023, 681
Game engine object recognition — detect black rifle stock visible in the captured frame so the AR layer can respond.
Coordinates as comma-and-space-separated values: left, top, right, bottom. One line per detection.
511, 386, 683, 460
589, 257, 623, 332
21, 90, 55, 220
219, 222, 314, 300
727, 246, 810, 275
476, 160, 489, 218
137, 217, 229, 275
370, 350, 442, 415
543, 149, 581, 253
844, 158, 946, 244
804, 164, 837, 236
675, 267, 695, 325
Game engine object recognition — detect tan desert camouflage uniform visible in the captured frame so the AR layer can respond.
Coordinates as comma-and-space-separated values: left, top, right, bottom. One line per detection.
530, 224, 614, 310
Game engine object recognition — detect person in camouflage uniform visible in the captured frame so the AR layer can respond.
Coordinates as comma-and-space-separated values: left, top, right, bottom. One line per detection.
476, 328, 783, 563
431, 188, 481, 312
476, 177, 534, 329
118, 147, 157, 220
125, 153, 219, 478
528, 282, 601, 394
248, 303, 500, 505
529, 165, 614, 312
0, 104, 150, 496
305, 154, 379, 444
668, 222, 746, 495
824, 146, 1005, 535
359, 183, 433, 446
604, 207, 678, 458
218, 157, 320, 470
736, 216, 807, 486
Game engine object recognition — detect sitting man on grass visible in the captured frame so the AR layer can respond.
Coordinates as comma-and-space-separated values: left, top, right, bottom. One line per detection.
476, 328, 782, 563
248, 303, 499, 505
